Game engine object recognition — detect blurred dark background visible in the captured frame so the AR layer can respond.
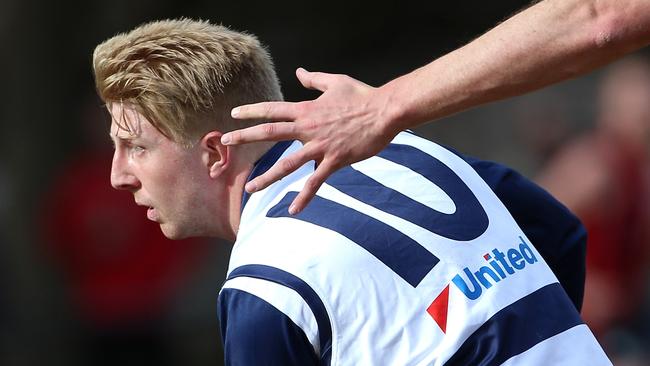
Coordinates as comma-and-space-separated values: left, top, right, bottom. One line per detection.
1, 1, 649, 365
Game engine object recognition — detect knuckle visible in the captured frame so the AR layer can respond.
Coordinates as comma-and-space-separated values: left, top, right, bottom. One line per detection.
304, 177, 321, 192
341, 74, 354, 82
287, 122, 297, 135
281, 158, 297, 172
263, 104, 274, 117
262, 123, 276, 136
328, 148, 341, 159
296, 101, 311, 114
323, 157, 343, 171
310, 141, 327, 156
303, 119, 318, 133
323, 162, 340, 173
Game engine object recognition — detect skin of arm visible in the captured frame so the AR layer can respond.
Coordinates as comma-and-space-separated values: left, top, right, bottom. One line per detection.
222, 0, 650, 214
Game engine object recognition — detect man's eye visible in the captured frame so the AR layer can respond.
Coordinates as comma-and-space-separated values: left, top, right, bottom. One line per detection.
128, 144, 146, 155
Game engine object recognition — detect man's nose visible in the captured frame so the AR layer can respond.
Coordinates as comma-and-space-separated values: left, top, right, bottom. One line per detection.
110, 152, 141, 191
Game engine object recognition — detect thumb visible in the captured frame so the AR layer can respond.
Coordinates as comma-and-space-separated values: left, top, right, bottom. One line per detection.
296, 67, 331, 92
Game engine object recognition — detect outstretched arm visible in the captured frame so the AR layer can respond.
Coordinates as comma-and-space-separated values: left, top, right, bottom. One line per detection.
222, 0, 650, 214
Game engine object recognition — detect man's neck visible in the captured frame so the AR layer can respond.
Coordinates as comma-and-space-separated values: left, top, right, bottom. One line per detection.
225, 141, 277, 241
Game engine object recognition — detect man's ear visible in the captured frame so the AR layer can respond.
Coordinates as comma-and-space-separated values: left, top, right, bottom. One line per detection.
200, 131, 229, 179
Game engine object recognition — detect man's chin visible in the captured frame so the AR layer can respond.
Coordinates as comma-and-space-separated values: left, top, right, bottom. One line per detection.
159, 221, 213, 240
159, 223, 190, 240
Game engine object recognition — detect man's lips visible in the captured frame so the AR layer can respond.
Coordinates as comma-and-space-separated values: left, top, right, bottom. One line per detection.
146, 207, 158, 221
136, 201, 159, 222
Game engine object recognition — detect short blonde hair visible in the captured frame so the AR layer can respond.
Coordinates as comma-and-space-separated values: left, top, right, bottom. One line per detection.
93, 18, 282, 145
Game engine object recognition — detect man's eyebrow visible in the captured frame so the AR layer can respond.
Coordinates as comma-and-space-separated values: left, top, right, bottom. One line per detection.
108, 133, 138, 143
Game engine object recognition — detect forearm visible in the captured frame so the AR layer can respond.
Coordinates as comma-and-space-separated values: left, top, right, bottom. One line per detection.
223, 0, 649, 214
379, 0, 650, 132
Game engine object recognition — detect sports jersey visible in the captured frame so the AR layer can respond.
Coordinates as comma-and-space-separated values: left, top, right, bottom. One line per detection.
218, 132, 610, 365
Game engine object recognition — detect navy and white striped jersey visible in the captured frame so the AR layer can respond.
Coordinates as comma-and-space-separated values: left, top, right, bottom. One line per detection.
218, 132, 610, 365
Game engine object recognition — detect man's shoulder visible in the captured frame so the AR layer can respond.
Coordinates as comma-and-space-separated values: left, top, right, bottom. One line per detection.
218, 268, 326, 365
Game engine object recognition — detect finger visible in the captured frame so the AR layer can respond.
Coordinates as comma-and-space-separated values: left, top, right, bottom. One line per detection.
231, 101, 299, 121
288, 159, 339, 215
296, 68, 336, 92
245, 147, 319, 193
222, 122, 298, 145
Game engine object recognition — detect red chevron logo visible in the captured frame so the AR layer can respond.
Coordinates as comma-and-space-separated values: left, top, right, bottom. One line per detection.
427, 284, 449, 333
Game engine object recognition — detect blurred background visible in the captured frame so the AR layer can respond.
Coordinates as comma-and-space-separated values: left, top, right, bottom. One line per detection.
0, 0, 648, 365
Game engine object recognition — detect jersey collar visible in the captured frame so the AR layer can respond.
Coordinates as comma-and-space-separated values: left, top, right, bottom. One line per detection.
241, 140, 295, 213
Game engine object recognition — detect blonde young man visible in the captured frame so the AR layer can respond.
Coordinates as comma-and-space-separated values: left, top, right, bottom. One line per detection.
93, 19, 610, 365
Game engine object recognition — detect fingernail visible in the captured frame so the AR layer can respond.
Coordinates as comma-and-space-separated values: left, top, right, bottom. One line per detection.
221, 134, 231, 145
231, 107, 240, 117
288, 204, 298, 215
245, 182, 258, 193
